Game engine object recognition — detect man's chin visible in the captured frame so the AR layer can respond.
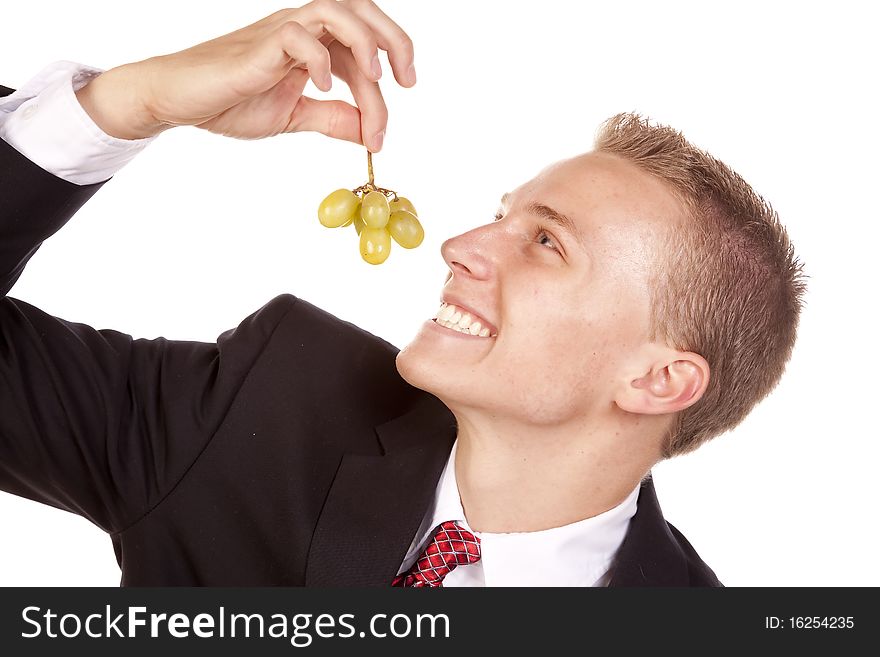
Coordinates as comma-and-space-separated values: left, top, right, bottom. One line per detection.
395, 328, 497, 407
395, 346, 432, 392
395, 345, 457, 402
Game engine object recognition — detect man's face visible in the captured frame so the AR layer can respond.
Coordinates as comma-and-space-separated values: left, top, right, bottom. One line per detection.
396, 152, 686, 425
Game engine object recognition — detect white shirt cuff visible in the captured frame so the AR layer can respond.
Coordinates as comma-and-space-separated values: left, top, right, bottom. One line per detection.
0, 61, 157, 186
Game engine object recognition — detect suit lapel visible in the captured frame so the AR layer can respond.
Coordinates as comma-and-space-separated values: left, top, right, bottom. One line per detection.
304, 392, 691, 587
607, 475, 690, 586
304, 393, 456, 586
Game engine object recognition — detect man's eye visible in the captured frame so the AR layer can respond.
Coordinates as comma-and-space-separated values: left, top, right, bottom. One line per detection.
493, 215, 560, 255
533, 227, 560, 252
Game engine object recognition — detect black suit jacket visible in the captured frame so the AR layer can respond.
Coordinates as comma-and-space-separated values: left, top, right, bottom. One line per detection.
0, 84, 721, 586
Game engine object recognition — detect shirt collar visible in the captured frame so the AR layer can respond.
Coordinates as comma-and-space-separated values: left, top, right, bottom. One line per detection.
402, 440, 640, 586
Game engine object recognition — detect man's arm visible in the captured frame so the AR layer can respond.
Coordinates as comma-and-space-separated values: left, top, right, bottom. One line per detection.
0, 62, 155, 186
0, 0, 416, 532
0, 130, 299, 532
0, 110, 108, 295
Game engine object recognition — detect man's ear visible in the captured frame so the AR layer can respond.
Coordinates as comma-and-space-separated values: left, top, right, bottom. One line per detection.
615, 346, 710, 415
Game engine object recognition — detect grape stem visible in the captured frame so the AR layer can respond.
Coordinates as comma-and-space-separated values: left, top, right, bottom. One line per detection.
352, 149, 398, 200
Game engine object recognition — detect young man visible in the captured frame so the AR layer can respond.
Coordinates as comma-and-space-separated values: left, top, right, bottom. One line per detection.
0, 2, 804, 586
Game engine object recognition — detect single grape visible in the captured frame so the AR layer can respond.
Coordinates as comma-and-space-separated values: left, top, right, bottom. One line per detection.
353, 215, 366, 235
318, 189, 360, 228
361, 191, 391, 229
359, 227, 392, 265
390, 196, 417, 217
341, 201, 361, 227
387, 210, 424, 249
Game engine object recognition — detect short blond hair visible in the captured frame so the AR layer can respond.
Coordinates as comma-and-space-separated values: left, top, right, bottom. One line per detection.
595, 113, 807, 458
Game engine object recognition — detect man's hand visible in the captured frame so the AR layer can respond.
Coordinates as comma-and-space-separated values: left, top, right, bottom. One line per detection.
74, 0, 415, 150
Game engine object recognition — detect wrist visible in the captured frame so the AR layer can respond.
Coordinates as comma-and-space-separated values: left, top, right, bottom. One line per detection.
74, 62, 169, 141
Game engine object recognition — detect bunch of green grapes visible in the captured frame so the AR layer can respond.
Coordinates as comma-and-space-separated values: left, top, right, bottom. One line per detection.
317, 152, 424, 265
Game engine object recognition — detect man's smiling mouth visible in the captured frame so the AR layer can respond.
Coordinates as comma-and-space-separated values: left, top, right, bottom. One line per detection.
431, 302, 497, 338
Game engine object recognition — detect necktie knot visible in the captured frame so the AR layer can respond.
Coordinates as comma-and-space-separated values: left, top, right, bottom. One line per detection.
392, 520, 481, 587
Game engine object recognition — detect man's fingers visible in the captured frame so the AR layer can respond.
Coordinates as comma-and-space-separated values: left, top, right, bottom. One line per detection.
275, 21, 333, 92
209, 2, 414, 142
327, 40, 388, 152
299, 0, 382, 84
344, 0, 416, 87
287, 96, 363, 145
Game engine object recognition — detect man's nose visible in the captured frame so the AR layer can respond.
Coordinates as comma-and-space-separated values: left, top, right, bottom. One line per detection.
440, 225, 495, 281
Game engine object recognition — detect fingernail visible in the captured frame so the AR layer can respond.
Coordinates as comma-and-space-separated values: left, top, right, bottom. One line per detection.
322, 72, 332, 90
371, 54, 382, 80
407, 63, 417, 85
372, 129, 385, 152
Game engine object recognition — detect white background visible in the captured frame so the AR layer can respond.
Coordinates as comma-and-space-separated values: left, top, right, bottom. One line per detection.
2, 0, 878, 586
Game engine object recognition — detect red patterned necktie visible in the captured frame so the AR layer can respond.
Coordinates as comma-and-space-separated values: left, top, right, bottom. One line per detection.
392, 520, 481, 587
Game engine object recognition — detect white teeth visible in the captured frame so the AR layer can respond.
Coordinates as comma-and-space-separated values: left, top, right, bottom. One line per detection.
432, 302, 497, 338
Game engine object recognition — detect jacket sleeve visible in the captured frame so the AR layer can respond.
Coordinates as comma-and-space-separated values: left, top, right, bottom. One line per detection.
1, 121, 296, 535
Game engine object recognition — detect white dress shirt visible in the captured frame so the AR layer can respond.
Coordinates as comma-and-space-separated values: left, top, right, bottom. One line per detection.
396, 440, 639, 587
2, 62, 641, 587
0, 61, 155, 185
